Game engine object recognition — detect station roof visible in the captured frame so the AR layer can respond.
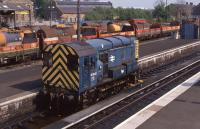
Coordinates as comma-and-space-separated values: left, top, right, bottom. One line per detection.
1, 0, 33, 5
56, 1, 112, 6
57, 6, 91, 14
0, 3, 30, 11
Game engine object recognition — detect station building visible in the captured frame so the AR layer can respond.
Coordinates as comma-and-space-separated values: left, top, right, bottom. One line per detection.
0, 0, 34, 27
171, 2, 195, 20
193, 3, 200, 17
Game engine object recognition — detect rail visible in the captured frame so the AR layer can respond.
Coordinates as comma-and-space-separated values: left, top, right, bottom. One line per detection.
62, 59, 200, 129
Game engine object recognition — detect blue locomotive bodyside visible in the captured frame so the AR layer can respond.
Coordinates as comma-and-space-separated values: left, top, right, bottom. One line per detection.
42, 36, 139, 95
79, 36, 138, 94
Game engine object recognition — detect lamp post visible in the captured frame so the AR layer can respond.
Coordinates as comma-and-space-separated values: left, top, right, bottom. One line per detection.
28, 5, 32, 26
77, 0, 81, 41
166, 0, 168, 22
11, 12, 16, 28
48, 0, 55, 27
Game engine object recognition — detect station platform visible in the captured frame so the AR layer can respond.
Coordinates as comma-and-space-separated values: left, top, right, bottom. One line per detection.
0, 63, 41, 100
114, 72, 200, 129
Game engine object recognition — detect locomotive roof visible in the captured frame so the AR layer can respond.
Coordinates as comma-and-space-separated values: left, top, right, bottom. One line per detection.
86, 36, 134, 51
64, 41, 96, 57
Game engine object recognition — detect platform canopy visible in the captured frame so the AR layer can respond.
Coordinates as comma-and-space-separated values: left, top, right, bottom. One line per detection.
0, 2, 30, 14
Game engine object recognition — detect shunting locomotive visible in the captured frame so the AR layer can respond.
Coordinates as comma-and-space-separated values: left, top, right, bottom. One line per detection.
42, 35, 140, 111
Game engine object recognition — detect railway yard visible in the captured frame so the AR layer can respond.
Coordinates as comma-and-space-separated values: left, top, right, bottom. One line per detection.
0, 1, 200, 129
0, 37, 199, 129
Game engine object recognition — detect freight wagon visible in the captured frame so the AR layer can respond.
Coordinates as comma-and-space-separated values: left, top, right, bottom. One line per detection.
81, 19, 180, 40
0, 19, 180, 65
0, 31, 39, 64
0, 26, 75, 64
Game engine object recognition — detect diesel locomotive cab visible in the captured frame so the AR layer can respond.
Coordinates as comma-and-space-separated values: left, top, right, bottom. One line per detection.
42, 42, 97, 95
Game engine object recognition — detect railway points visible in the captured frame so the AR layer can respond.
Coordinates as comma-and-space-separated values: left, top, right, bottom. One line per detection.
114, 72, 200, 129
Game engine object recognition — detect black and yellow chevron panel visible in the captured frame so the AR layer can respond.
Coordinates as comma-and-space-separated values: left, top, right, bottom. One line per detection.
42, 44, 79, 91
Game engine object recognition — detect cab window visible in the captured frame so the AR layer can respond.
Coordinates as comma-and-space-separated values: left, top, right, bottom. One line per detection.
67, 55, 78, 70
84, 56, 96, 69
43, 52, 53, 67
90, 57, 96, 69
84, 57, 90, 69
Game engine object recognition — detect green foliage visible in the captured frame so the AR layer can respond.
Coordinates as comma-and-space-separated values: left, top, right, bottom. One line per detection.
152, 1, 167, 22
167, 4, 177, 20
85, 7, 153, 21
36, 0, 50, 18
153, 0, 177, 22
85, 7, 115, 21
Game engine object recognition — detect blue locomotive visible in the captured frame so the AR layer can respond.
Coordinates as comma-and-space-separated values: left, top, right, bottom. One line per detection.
42, 35, 139, 108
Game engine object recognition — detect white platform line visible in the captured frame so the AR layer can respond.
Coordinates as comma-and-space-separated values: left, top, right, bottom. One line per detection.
0, 90, 38, 107
114, 72, 200, 129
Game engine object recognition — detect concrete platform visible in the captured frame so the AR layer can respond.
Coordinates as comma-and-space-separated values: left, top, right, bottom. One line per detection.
0, 64, 41, 99
114, 72, 200, 129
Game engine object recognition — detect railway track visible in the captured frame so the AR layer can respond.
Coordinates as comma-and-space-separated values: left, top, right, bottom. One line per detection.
1, 52, 200, 129
62, 59, 200, 129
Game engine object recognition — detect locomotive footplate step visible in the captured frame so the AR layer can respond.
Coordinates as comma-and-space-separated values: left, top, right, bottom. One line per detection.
114, 72, 200, 129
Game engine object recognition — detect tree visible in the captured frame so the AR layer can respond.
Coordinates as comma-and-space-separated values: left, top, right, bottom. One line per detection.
166, 4, 177, 20
153, 0, 167, 22
85, 7, 152, 21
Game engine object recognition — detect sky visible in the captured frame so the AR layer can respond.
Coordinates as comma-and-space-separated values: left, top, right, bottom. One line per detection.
104, 0, 199, 9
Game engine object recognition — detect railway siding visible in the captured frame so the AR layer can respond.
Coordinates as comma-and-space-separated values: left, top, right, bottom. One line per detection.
0, 40, 200, 124
139, 41, 200, 70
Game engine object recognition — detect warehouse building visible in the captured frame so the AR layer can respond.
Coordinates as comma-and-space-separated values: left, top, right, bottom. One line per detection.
46, 1, 112, 24
193, 3, 200, 17
171, 2, 195, 20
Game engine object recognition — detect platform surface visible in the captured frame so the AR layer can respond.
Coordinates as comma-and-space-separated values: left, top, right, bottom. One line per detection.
0, 39, 198, 102
0, 64, 41, 99
114, 72, 200, 129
